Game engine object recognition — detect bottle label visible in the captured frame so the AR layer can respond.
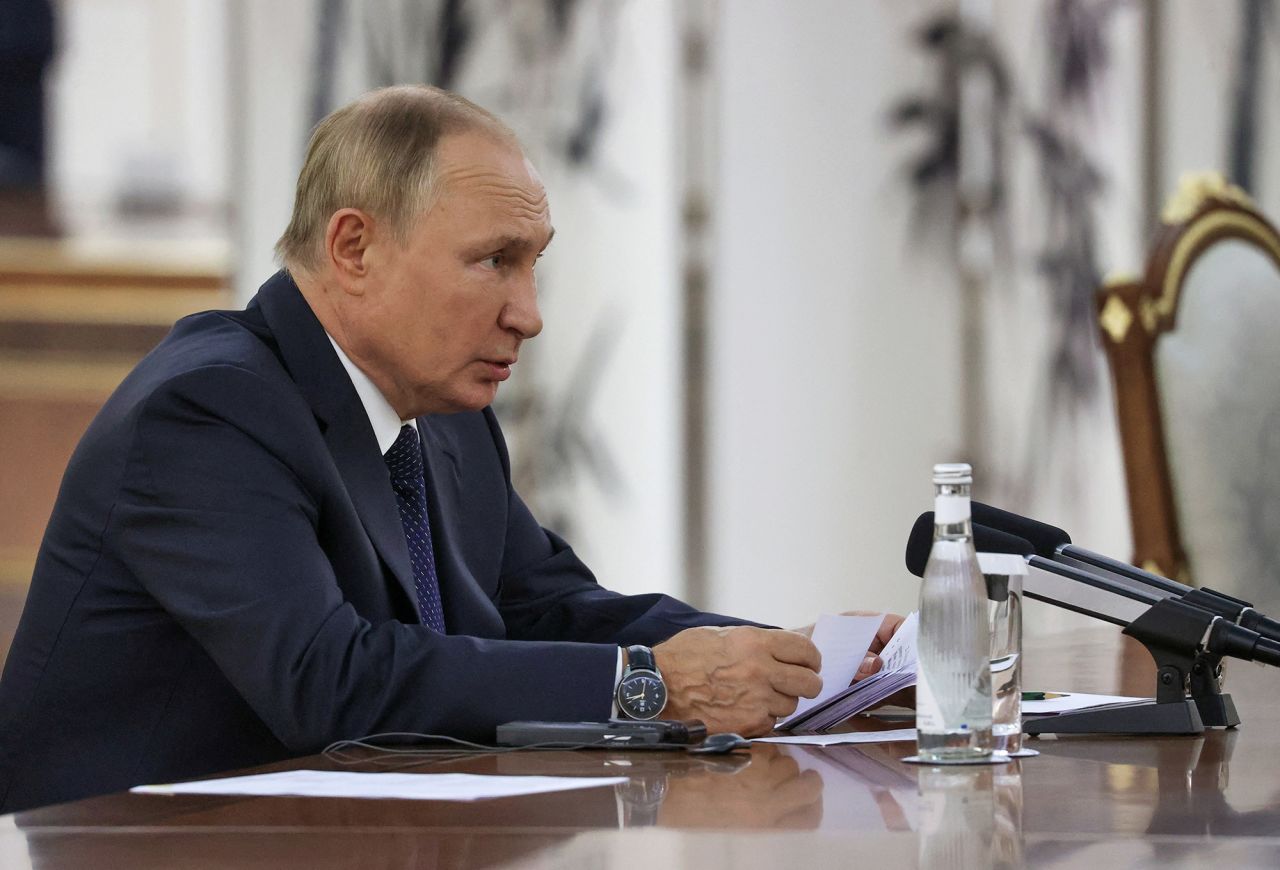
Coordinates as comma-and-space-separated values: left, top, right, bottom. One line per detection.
934, 494, 970, 525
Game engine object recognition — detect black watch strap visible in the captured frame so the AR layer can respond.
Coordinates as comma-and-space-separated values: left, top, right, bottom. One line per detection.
624, 644, 658, 674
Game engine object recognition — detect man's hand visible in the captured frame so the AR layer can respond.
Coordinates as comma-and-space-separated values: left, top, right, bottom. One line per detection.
653, 626, 822, 737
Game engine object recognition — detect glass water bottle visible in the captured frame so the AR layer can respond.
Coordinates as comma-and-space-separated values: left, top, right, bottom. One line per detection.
916, 462, 993, 762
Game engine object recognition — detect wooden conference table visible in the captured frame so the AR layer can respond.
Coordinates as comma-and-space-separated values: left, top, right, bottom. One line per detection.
4, 627, 1280, 869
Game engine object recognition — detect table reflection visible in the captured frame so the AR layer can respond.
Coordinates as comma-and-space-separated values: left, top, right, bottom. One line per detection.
650, 744, 822, 828
916, 762, 1026, 870
1033, 729, 1280, 837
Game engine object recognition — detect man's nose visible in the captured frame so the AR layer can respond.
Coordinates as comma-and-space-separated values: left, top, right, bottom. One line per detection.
499, 273, 543, 339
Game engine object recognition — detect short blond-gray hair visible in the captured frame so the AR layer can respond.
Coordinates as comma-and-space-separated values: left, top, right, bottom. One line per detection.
275, 85, 514, 272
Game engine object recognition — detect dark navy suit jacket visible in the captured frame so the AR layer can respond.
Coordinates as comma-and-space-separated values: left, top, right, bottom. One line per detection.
0, 272, 747, 812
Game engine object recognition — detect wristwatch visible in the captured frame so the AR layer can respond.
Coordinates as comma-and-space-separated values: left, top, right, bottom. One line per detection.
615, 645, 668, 720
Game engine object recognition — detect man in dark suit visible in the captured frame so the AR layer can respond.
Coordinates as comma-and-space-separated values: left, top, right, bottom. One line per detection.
0, 86, 895, 812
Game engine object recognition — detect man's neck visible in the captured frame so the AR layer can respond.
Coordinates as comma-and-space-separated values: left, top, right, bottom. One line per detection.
293, 268, 415, 453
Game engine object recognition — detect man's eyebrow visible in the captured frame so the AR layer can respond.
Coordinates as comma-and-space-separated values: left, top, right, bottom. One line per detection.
479, 227, 555, 253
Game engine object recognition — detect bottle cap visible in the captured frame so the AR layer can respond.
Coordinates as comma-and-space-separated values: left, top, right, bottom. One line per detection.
932, 462, 973, 485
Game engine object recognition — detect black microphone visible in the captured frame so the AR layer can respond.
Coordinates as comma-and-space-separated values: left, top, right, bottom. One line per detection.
1130, 595, 1280, 669
971, 501, 1187, 594
905, 514, 1160, 627
970, 502, 1280, 641
906, 513, 1280, 669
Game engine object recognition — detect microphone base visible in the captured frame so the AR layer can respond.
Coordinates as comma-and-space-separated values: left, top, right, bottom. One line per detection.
1187, 651, 1240, 727
1025, 697, 1205, 736
1192, 691, 1241, 729
1024, 613, 1243, 735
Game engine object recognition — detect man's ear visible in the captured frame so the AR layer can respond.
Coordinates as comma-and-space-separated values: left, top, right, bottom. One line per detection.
325, 208, 375, 292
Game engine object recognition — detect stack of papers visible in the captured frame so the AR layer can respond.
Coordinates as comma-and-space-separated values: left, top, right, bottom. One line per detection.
780, 613, 918, 733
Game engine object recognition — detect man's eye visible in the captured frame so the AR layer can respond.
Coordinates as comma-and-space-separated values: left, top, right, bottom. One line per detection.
483, 254, 503, 269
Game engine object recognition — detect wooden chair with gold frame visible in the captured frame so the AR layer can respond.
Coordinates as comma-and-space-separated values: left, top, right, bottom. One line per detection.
1097, 172, 1280, 606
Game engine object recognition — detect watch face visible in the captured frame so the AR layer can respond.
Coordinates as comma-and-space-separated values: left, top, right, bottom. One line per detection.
618, 671, 667, 719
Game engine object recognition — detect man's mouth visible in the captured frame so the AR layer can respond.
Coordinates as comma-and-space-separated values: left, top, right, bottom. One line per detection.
482, 358, 515, 380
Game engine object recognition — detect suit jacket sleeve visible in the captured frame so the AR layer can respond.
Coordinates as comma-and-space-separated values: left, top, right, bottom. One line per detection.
109, 365, 622, 750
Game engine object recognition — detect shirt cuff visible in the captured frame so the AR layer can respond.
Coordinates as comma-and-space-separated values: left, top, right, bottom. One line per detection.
610, 647, 624, 718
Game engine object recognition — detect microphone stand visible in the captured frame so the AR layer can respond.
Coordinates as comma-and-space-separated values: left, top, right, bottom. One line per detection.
1187, 650, 1240, 730
1025, 598, 1240, 736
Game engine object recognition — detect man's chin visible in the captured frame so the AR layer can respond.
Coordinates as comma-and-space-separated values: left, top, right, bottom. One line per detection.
427, 384, 500, 416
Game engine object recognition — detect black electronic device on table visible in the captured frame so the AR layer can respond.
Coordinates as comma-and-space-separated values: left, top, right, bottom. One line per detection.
496, 719, 710, 749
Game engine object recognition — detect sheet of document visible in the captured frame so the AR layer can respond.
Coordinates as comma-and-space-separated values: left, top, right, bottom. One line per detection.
778, 614, 884, 729
754, 728, 917, 746
131, 770, 628, 801
1022, 692, 1146, 715
783, 613, 920, 733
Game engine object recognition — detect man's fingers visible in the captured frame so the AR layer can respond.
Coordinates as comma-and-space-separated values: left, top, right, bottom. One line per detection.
869, 612, 906, 654
852, 654, 882, 682
767, 630, 822, 671
769, 662, 824, 699
766, 689, 803, 719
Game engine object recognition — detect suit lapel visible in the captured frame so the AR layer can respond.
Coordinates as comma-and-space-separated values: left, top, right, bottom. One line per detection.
255, 272, 421, 619
322, 411, 421, 618
417, 416, 504, 638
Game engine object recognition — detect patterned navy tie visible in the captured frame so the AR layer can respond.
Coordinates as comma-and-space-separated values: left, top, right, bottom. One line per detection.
383, 424, 446, 632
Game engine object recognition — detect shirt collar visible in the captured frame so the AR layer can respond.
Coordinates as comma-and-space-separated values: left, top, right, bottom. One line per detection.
325, 333, 416, 455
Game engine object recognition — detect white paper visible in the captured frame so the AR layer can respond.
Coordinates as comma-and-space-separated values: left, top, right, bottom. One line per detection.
783, 613, 920, 733
1022, 692, 1146, 715
131, 770, 628, 801
781, 615, 884, 727
754, 728, 917, 746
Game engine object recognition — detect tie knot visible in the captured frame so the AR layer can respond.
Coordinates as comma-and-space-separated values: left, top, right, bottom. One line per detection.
384, 424, 423, 484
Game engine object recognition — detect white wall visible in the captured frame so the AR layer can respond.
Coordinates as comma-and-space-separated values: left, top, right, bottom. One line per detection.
49, 0, 230, 231
709, 0, 964, 626
1160, 3, 1280, 214
227, 0, 316, 297
707, 0, 1143, 633
986, 1, 1141, 635
517, 0, 684, 598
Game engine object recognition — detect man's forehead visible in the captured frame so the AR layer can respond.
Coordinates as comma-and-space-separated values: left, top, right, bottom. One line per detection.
423, 132, 552, 244
435, 133, 542, 191
436, 159, 548, 222
440, 164, 548, 205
